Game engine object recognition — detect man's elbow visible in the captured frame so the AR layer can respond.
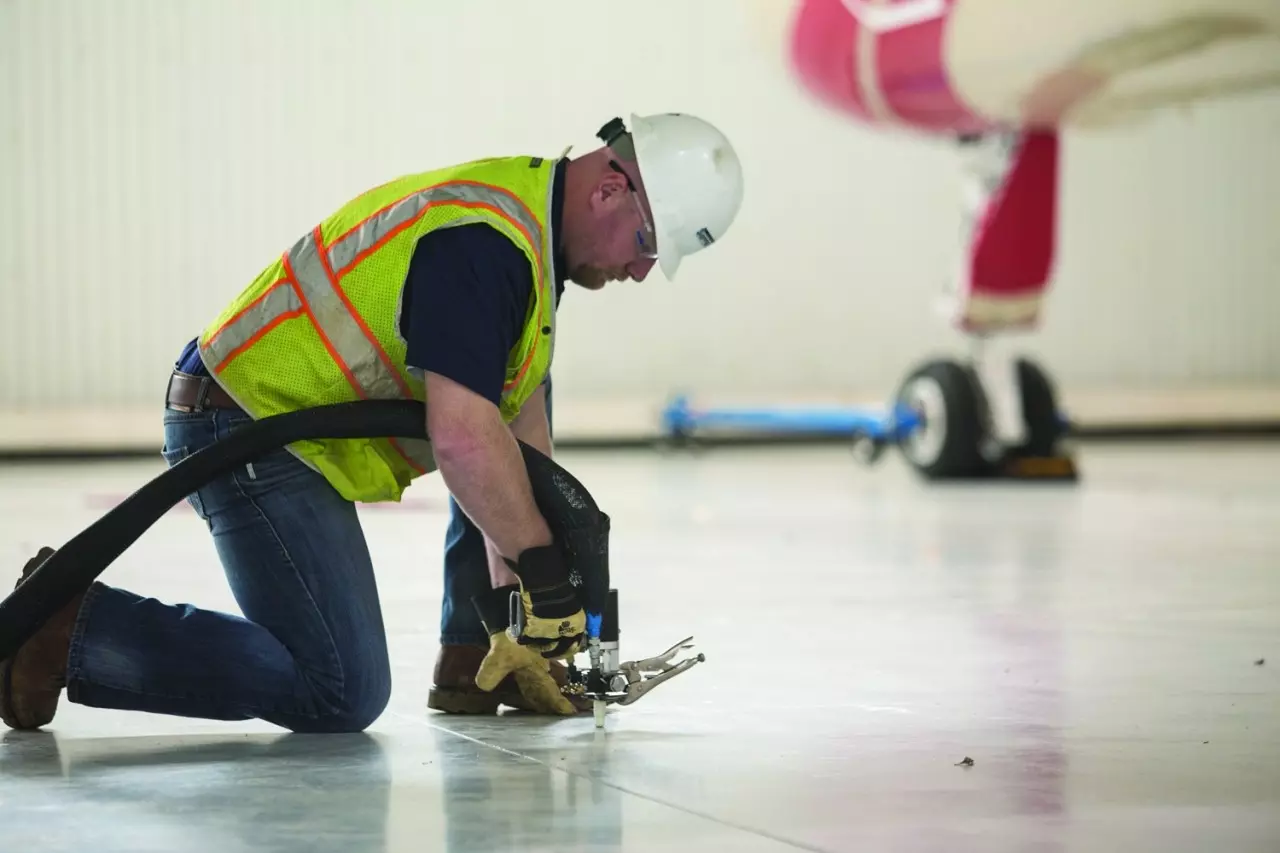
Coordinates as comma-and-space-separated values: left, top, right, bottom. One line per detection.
428, 406, 484, 464
427, 421, 470, 469
425, 375, 504, 465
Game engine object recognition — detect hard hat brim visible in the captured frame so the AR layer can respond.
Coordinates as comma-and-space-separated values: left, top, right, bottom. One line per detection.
631, 112, 682, 282
655, 226, 682, 281
630, 110, 744, 282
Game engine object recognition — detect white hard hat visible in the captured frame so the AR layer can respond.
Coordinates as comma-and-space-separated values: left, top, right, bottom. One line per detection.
626, 112, 744, 280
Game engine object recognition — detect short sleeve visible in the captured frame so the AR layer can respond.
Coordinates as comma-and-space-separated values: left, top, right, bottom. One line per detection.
399, 224, 535, 407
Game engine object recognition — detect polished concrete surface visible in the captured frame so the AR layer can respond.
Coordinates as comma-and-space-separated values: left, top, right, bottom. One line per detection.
1, 440, 1278, 852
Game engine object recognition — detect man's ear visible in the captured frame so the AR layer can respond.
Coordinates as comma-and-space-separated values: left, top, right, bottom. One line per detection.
589, 170, 630, 215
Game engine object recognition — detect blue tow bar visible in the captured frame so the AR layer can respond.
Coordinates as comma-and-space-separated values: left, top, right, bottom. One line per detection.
660, 395, 923, 442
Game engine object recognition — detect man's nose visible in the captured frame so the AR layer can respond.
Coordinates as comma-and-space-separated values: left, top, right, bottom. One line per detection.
628, 256, 657, 282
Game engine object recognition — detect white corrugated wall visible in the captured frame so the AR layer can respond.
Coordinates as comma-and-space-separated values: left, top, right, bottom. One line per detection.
2, 0, 1278, 421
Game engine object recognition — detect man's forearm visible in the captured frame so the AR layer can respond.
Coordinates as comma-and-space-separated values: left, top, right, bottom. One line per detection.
484, 536, 518, 589
428, 394, 553, 567
483, 382, 554, 587
433, 422, 552, 560
510, 381, 553, 457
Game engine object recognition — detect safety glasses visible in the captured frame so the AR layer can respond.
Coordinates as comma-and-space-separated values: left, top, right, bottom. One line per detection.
609, 160, 658, 260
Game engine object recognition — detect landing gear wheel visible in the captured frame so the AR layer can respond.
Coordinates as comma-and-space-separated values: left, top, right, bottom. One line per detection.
1013, 357, 1065, 457
894, 359, 991, 480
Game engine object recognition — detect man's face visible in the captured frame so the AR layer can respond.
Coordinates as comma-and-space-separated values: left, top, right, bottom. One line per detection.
567, 163, 659, 290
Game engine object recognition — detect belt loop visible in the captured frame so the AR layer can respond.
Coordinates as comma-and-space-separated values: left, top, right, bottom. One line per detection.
196, 375, 211, 411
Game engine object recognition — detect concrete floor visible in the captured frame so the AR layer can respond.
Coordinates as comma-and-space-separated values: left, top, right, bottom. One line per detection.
1, 440, 1277, 852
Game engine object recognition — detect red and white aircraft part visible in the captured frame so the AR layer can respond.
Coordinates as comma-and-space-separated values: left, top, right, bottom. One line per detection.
788, 0, 992, 133
790, 0, 1061, 331
788, 0, 1280, 131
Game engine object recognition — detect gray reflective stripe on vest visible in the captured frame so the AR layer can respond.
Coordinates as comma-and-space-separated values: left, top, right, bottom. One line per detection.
291, 229, 441, 475
202, 280, 303, 368
391, 435, 437, 475
312, 182, 544, 406
286, 228, 407, 400
328, 182, 544, 276
203, 179, 547, 475
208, 181, 544, 381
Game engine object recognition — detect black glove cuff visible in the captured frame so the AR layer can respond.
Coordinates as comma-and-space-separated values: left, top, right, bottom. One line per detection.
508, 544, 582, 620
471, 583, 519, 636
507, 543, 570, 591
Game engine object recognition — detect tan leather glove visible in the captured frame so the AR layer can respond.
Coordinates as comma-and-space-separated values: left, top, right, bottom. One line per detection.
470, 583, 579, 716
474, 631, 577, 715
505, 543, 585, 660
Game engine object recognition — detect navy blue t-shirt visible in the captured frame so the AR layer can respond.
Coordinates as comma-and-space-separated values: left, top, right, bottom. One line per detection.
177, 160, 566, 408
397, 222, 545, 406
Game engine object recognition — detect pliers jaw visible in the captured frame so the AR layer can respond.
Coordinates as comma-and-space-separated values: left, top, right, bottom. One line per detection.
564, 636, 706, 721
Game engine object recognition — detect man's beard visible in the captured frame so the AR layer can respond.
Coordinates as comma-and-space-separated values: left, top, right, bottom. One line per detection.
568, 264, 611, 290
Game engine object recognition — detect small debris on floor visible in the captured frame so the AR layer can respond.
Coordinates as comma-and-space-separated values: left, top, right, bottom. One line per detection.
954, 756, 974, 767
1254, 658, 1265, 666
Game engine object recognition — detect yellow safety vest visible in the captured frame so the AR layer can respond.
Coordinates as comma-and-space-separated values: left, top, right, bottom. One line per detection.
196, 155, 560, 503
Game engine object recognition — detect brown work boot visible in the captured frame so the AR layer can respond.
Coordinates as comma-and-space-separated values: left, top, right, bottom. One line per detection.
428, 644, 503, 714
1, 546, 84, 731
427, 643, 585, 715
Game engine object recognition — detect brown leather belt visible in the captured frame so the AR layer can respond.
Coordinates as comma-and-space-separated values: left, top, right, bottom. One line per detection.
165, 370, 243, 413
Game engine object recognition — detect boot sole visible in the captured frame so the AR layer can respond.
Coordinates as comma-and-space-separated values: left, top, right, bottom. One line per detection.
426, 685, 571, 715
427, 686, 504, 714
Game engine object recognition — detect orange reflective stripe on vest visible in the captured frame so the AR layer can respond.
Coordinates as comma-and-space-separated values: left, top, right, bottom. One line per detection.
200, 179, 548, 477
201, 279, 305, 371
204, 180, 544, 387
328, 180, 544, 277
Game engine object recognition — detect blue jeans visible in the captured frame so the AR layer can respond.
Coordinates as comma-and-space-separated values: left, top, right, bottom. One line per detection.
65, 406, 392, 732
64, 381, 551, 731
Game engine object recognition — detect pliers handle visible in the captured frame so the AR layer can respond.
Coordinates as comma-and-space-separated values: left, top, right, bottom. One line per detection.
614, 637, 705, 706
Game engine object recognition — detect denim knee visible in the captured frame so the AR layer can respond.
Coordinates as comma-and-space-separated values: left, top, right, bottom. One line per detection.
290, 668, 392, 734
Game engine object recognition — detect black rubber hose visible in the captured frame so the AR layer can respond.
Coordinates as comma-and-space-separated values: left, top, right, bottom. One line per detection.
0, 400, 430, 661
516, 441, 611, 623
0, 398, 612, 662
517, 441, 603, 526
